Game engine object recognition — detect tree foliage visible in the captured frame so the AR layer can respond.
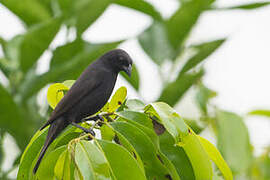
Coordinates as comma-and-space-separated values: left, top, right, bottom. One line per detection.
0, 0, 270, 179
18, 85, 232, 180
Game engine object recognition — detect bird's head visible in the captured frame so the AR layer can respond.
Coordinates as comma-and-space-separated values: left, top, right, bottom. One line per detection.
102, 49, 133, 76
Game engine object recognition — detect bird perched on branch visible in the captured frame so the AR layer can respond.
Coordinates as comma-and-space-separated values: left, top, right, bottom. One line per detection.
33, 49, 133, 174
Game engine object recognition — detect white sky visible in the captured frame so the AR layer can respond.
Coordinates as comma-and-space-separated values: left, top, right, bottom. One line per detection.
1, 0, 270, 172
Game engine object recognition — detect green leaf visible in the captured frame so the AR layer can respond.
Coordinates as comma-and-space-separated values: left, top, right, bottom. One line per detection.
100, 86, 127, 114
37, 0, 53, 15
0, 36, 6, 48
216, 2, 270, 10
195, 83, 217, 114
51, 126, 81, 149
108, 86, 127, 113
145, 102, 213, 179
158, 153, 182, 180
54, 150, 72, 180
213, 172, 224, 180
114, 0, 162, 20
1, 0, 51, 26
0, 57, 14, 77
18, 126, 80, 180
180, 131, 213, 180
20, 17, 61, 73
184, 118, 204, 134
111, 121, 180, 180
105, 123, 145, 172
0, 84, 34, 150
250, 151, 270, 179
75, 0, 111, 35
62, 80, 76, 88
75, 140, 111, 180
57, 0, 74, 17
116, 110, 153, 128
47, 83, 69, 109
166, 0, 214, 50
138, 22, 175, 65
120, 63, 140, 90
97, 139, 147, 180
125, 99, 145, 111
180, 39, 225, 75
145, 102, 189, 142
50, 38, 84, 68
19, 41, 121, 100
248, 110, 270, 117
17, 127, 48, 180
100, 124, 115, 141
198, 136, 233, 180
0, 132, 5, 170
159, 131, 195, 180
116, 113, 159, 148
216, 110, 253, 174
1, 35, 22, 67
158, 70, 204, 106
36, 145, 66, 179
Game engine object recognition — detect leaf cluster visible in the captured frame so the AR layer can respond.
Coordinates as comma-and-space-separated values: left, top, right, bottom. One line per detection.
18, 86, 232, 180
0, 0, 270, 179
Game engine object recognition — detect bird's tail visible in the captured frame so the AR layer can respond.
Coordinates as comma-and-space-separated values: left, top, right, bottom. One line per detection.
33, 117, 68, 174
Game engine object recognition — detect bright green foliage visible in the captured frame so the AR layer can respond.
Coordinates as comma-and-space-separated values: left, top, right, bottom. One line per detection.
214, 2, 270, 10
158, 70, 204, 106
96, 139, 147, 180
195, 83, 217, 114
216, 110, 253, 174
249, 150, 270, 180
159, 131, 195, 180
1, 0, 270, 179
17, 88, 232, 180
107, 86, 127, 113
54, 150, 73, 180
166, 0, 215, 50
1, 0, 52, 26
47, 83, 69, 109
75, 141, 111, 180
125, 99, 145, 111
17, 127, 49, 180
248, 110, 270, 117
180, 39, 226, 75
0, 84, 34, 149
75, 0, 111, 35
100, 86, 127, 115
199, 136, 233, 180
114, 0, 162, 21
35, 146, 66, 180
139, 22, 174, 65
20, 18, 62, 73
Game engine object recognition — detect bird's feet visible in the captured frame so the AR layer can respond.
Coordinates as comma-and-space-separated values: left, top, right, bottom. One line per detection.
84, 128, 96, 136
71, 122, 95, 136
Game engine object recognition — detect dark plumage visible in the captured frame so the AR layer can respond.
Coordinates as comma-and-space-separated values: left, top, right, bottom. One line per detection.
33, 49, 133, 174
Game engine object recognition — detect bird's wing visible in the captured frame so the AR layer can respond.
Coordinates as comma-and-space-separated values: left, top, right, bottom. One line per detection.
40, 69, 103, 130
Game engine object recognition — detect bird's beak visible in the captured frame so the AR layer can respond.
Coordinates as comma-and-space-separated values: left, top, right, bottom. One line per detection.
123, 64, 132, 77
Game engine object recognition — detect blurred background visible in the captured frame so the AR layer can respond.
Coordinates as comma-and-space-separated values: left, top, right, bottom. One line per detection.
1, 0, 270, 179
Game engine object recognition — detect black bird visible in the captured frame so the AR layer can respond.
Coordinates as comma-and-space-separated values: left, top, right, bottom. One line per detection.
33, 49, 133, 174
